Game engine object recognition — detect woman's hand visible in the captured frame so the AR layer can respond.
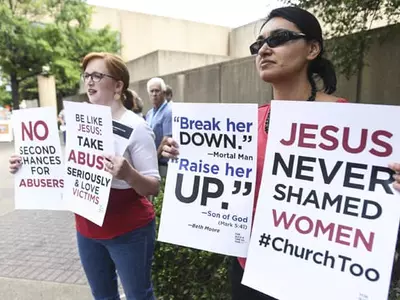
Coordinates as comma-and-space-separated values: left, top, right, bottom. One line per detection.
9, 155, 22, 174
160, 137, 179, 159
103, 154, 130, 181
389, 163, 400, 192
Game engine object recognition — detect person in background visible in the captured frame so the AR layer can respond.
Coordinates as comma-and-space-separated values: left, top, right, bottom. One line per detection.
159, 6, 400, 300
145, 77, 172, 177
10, 52, 160, 300
57, 108, 66, 145
123, 88, 145, 118
165, 85, 173, 104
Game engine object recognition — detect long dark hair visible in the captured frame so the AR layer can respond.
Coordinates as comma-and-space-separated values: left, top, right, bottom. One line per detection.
262, 6, 337, 94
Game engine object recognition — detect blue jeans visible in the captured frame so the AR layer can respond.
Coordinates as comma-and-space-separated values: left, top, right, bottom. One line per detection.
77, 220, 156, 300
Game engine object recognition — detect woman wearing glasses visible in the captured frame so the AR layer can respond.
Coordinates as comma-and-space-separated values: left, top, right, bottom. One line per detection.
10, 52, 160, 300
160, 6, 400, 300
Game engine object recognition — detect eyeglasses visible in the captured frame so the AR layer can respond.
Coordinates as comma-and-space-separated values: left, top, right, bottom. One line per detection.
81, 72, 117, 83
249, 30, 307, 55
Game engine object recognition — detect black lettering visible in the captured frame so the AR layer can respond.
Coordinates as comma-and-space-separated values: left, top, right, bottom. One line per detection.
343, 197, 361, 217
296, 156, 315, 181
201, 177, 224, 207
319, 159, 343, 184
343, 163, 367, 190
369, 166, 395, 195
272, 153, 294, 177
175, 173, 199, 204
273, 184, 286, 201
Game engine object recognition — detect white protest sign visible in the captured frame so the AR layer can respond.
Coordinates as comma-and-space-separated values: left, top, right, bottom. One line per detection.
242, 101, 400, 300
12, 107, 64, 210
158, 103, 257, 257
63, 101, 114, 226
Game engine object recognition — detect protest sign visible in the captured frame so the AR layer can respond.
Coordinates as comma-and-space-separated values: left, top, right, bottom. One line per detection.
63, 101, 114, 226
158, 103, 257, 257
12, 107, 64, 210
242, 101, 400, 300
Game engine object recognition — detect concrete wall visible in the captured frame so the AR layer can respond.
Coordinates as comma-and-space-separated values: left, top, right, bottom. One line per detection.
228, 14, 400, 59
229, 20, 264, 58
126, 50, 230, 83
90, 6, 231, 61
158, 51, 230, 79
69, 25, 400, 114
126, 52, 160, 83
130, 24, 400, 115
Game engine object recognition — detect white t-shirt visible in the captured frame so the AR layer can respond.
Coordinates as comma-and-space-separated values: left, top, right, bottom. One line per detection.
111, 110, 160, 189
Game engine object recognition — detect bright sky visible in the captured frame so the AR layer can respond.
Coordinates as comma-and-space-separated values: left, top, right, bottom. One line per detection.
86, 0, 286, 28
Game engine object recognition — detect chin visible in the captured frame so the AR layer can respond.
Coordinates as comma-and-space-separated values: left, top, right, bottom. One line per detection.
87, 94, 105, 105
258, 70, 283, 84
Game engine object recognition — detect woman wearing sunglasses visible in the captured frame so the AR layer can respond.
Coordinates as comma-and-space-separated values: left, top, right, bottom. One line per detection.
160, 6, 400, 300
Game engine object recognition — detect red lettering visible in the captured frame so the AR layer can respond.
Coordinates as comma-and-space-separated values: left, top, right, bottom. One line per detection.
295, 216, 314, 234
280, 123, 297, 146
19, 178, 62, 188
78, 151, 86, 165
370, 130, 393, 157
68, 150, 104, 170
342, 127, 368, 154
319, 125, 339, 150
354, 229, 375, 252
96, 155, 105, 170
272, 209, 296, 228
21, 121, 48, 141
73, 188, 99, 204
282, 123, 391, 158
272, 209, 374, 251
298, 124, 317, 148
335, 225, 352, 247
68, 150, 77, 163
314, 219, 335, 240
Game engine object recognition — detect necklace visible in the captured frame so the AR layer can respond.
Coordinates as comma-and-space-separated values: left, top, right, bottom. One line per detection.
264, 86, 317, 133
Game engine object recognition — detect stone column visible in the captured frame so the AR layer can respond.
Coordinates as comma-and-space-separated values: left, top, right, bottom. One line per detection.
37, 75, 57, 108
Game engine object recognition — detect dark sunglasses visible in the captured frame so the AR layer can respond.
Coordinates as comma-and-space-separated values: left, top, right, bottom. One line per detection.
249, 30, 307, 55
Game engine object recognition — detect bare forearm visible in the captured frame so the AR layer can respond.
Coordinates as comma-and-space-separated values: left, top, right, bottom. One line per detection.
124, 165, 160, 196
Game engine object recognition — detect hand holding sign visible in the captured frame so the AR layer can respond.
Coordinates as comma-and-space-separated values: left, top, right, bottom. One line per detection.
389, 163, 400, 191
9, 155, 22, 174
103, 154, 131, 181
161, 137, 180, 159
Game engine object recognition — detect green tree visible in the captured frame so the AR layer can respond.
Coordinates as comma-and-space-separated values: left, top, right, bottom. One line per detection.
0, 85, 12, 107
0, 0, 120, 109
282, 0, 400, 102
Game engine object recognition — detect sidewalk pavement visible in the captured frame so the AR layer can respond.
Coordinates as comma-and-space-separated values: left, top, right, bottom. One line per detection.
0, 141, 93, 300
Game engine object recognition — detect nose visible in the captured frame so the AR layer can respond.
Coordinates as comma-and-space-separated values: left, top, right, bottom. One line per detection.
258, 41, 272, 56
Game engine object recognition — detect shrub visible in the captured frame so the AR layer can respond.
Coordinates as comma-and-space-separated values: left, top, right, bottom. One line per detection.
151, 182, 231, 300
151, 181, 400, 299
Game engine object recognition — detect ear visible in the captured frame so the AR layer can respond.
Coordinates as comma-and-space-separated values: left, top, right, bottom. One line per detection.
115, 80, 124, 94
307, 41, 321, 61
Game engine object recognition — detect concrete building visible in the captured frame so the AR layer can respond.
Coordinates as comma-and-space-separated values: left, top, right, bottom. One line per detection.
54, 5, 400, 109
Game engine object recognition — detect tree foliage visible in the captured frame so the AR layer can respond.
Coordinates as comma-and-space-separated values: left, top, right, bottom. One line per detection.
0, 0, 120, 109
282, 0, 400, 81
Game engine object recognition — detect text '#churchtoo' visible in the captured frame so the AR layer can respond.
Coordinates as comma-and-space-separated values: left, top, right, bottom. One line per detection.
258, 233, 380, 282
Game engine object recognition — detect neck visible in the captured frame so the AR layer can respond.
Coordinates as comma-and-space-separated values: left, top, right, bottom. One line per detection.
272, 73, 312, 101
110, 99, 126, 120
154, 100, 165, 109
